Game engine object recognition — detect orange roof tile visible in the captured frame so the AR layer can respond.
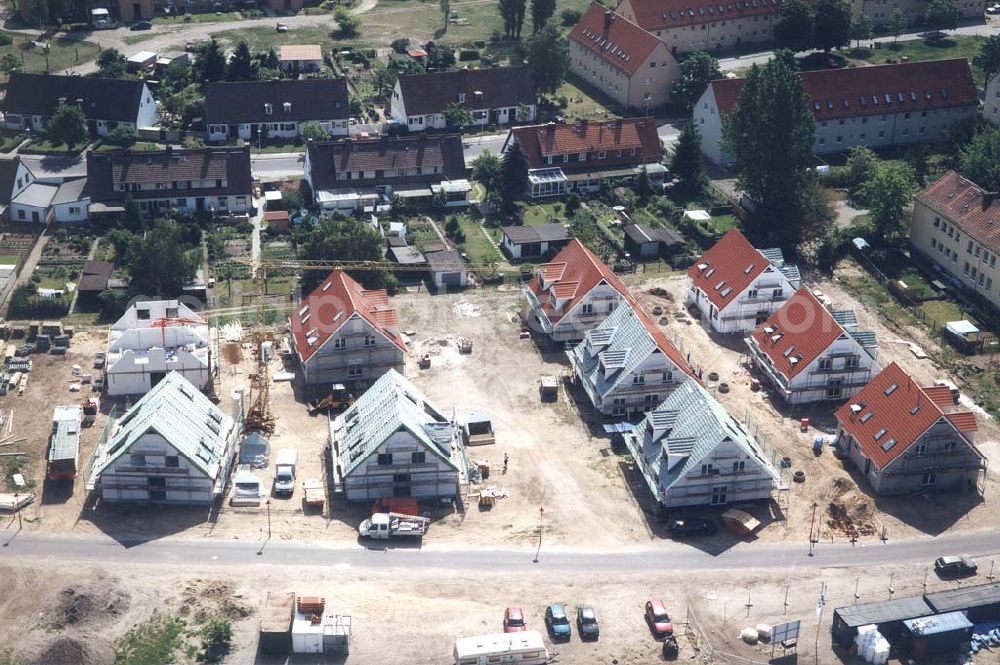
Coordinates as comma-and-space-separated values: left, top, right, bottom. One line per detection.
621, 0, 783, 31
915, 170, 1000, 257
528, 239, 632, 325
510, 117, 662, 171
835, 362, 980, 468
289, 270, 406, 363
687, 229, 769, 309
749, 289, 845, 381
923, 385, 956, 408
946, 411, 978, 433
279, 44, 322, 61
569, 3, 662, 77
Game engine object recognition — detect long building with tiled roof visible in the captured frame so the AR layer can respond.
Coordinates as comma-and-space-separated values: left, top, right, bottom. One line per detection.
504, 117, 666, 198
616, 0, 783, 54
568, 4, 679, 111
694, 59, 979, 164
910, 170, 1000, 313
834, 362, 985, 496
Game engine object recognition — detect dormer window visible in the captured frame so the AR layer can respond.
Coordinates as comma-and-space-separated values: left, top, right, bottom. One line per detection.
458, 93, 466, 103
264, 103, 273, 115
283, 102, 292, 113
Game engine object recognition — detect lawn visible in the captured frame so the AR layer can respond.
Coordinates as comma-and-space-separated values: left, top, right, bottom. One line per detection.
553, 74, 625, 121
708, 213, 736, 232
19, 139, 85, 155
93, 141, 161, 152
920, 299, 968, 327
0, 254, 21, 267
863, 35, 987, 81
0, 131, 25, 153
153, 10, 245, 25
0, 31, 100, 77
520, 201, 568, 226
452, 213, 504, 266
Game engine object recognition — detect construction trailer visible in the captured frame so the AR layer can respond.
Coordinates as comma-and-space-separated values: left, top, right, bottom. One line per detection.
453, 631, 548, 665
290, 596, 351, 655
899, 612, 974, 658
832, 597, 935, 647
924, 581, 1000, 623
258, 591, 295, 655
47, 405, 83, 481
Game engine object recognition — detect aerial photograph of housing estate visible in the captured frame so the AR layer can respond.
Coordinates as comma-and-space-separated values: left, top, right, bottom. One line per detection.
0, 0, 999, 660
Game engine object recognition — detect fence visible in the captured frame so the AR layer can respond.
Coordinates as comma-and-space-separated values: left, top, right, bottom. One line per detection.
686, 607, 773, 665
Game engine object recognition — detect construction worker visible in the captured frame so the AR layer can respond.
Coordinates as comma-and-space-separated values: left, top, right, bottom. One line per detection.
503, 452, 509, 474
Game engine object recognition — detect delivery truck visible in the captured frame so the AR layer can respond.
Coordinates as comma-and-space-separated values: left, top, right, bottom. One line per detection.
357, 512, 428, 540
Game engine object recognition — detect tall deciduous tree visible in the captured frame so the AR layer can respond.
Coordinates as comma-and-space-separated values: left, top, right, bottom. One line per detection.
194, 38, 227, 83
334, 7, 361, 37
773, 0, 814, 53
723, 52, 823, 251
226, 41, 256, 81
472, 151, 503, 205
973, 35, 1000, 82
859, 161, 917, 244
96, 48, 127, 78
47, 104, 87, 148
850, 13, 873, 50
846, 145, 878, 191
299, 214, 385, 290
670, 122, 707, 197
443, 102, 473, 128
959, 125, 1000, 192
530, 0, 556, 33
440, 0, 450, 31
500, 142, 528, 214
925, 0, 958, 38
527, 25, 569, 93
670, 51, 722, 111
499, 0, 526, 39
300, 121, 330, 142
812, 0, 852, 52
888, 9, 907, 43
129, 219, 199, 297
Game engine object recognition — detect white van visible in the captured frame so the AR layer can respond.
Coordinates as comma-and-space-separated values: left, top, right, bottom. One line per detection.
453, 631, 548, 665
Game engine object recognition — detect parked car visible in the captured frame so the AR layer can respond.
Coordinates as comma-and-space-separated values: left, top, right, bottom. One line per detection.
503, 607, 527, 633
987, 3, 1000, 13
130, 20, 152, 30
544, 604, 571, 640
93, 352, 106, 369
934, 555, 977, 577
670, 517, 716, 537
645, 598, 674, 639
577, 606, 600, 640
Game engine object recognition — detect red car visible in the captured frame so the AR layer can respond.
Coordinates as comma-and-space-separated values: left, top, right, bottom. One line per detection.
504, 607, 527, 633
645, 598, 673, 638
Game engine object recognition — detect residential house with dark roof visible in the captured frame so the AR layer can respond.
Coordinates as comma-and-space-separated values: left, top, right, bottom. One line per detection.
501, 223, 571, 260
622, 222, 683, 259
205, 78, 350, 142
84, 146, 253, 217
834, 362, 985, 495
569, 4, 679, 111
425, 250, 468, 291
686, 229, 800, 333
615, 0, 784, 55
1, 73, 157, 137
694, 59, 979, 164
504, 117, 665, 198
857, 0, 985, 31
85, 372, 239, 505
910, 171, 1000, 313
390, 66, 537, 132
568, 301, 695, 416
522, 238, 634, 343
329, 369, 466, 501
304, 135, 470, 212
288, 269, 407, 387
746, 289, 878, 405
76, 260, 115, 309
9, 155, 90, 224
623, 380, 779, 509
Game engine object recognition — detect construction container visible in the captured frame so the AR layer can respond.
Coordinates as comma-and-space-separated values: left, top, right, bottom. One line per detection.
47, 405, 83, 481
35, 335, 50, 352
258, 591, 295, 655
41, 321, 62, 336
27, 321, 40, 339
53, 334, 71, 348
63, 325, 75, 338
901, 611, 973, 658
453, 631, 548, 665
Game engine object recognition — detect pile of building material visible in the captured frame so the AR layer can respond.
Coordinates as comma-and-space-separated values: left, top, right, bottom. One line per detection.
259, 591, 295, 655
290, 596, 351, 655
0, 493, 34, 511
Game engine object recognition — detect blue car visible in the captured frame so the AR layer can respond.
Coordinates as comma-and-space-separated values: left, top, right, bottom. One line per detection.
545, 604, 572, 640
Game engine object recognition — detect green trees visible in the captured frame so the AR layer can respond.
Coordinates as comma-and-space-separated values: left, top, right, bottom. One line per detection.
0, 52, 18, 74
334, 7, 361, 37
973, 35, 1000, 82
96, 48, 127, 78
925, 0, 958, 37
888, 9, 907, 43
194, 38, 227, 83
471, 151, 503, 206
527, 26, 569, 94
859, 161, 917, 244
636, 166, 654, 203
298, 214, 386, 290
812, 0, 852, 52
128, 219, 200, 297
723, 52, 823, 251
670, 51, 722, 111
500, 142, 528, 214
531, 0, 556, 33
226, 41, 256, 81
440, 0, 451, 31
105, 125, 137, 148
670, 122, 707, 197
773, 0, 813, 53
300, 121, 330, 142
499, 0, 526, 39
443, 102, 473, 128
445, 215, 466, 241
846, 146, 878, 192
849, 13, 873, 50
959, 125, 1000, 192
48, 104, 87, 148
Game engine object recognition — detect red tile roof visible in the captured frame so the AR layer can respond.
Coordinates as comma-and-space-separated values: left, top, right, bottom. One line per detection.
289, 270, 406, 363
510, 117, 662, 171
915, 170, 1000, 256
619, 0, 783, 31
749, 289, 845, 381
527, 238, 632, 325
835, 362, 979, 468
709, 59, 977, 122
569, 3, 662, 77
687, 229, 770, 309
637, 307, 696, 378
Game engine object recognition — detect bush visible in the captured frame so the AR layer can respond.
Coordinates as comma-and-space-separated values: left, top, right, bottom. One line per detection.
560, 8, 582, 25
474, 40, 486, 48
105, 125, 137, 148
200, 618, 232, 663
0, 33, 11, 47
391, 37, 410, 53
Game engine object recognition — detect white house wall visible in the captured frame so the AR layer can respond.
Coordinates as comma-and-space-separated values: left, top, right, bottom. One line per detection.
986, 75, 1000, 126
341, 429, 459, 501
106, 353, 212, 396
51, 198, 90, 223
135, 84, 158, 129
298, 312, 405, 387
662, 439, 775, 508
596, 351, 689, 416
97, 432, 224, 504
687, 267, 795, 334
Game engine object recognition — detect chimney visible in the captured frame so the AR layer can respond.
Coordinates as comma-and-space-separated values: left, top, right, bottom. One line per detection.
983, 192, 999, 210
603, 10, 614, 35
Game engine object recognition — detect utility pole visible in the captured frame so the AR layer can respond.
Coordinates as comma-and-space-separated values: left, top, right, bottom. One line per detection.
13, 492, 22, 530
533, 506, 543, 563
808, 501, 818, 556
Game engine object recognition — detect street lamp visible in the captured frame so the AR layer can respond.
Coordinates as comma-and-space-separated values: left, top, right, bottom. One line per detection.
533, 506, 544, 563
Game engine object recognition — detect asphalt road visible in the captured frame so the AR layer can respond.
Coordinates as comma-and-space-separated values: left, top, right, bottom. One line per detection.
2, 528, 998, 574
250, 152, 305, 180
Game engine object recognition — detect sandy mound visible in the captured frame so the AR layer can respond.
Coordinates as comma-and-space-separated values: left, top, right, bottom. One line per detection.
31, 638, 113, 665
824, 477, 876, 536
45, 583, 130, 630
178, 579, 254, 623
